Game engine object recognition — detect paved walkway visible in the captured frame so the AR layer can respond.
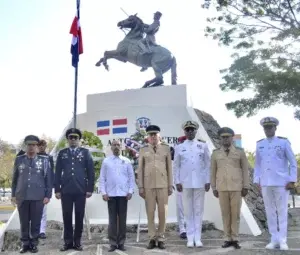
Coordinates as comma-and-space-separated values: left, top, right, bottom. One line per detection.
2, 234, 300, 254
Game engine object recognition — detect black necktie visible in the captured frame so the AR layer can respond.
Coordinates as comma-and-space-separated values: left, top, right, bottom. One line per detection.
153, 146, 157, 153
225, 148, 230, 156
71, 149, 75, 156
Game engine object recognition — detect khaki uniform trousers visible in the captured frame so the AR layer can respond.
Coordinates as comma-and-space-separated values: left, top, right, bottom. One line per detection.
219, 191, 242, 241
145, 188, 168, 241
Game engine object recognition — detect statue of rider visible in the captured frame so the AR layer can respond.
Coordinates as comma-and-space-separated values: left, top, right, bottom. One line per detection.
138, 11, 162, 72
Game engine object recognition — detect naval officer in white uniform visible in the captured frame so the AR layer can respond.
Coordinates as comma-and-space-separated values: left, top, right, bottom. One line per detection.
254, 117, 297, 251
174, 121, 211, 247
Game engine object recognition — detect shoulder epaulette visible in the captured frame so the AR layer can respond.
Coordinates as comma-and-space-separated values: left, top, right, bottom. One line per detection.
278, 136, 287, 139
213, 148, 220, 151
257, 139, 264, 143
16, 154, 26, 158
197, 139, 206, 143
161, 143, 169, 146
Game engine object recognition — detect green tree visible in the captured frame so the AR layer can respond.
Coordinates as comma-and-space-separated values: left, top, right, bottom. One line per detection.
202, 0, 300, 119
0, 139, 15, 188
246, 151, 255, 168
0, 151, 14, 188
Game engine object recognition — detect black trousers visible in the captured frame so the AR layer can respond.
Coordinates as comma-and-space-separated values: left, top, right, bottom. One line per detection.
17, 200, 44, 246
108, 197, 128, 246
61, 193, 86, 244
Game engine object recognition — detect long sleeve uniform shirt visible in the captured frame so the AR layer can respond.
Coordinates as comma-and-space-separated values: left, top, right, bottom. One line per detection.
100, 155, 135, 197
173, 139, 211, 189
254, 136, 297, 186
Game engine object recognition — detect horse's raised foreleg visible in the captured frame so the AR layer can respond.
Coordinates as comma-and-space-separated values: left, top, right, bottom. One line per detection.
95, 50, 126, 71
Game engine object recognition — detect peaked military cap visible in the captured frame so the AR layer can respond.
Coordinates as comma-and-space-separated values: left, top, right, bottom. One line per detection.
146, 125, 160, 134
218, 127, 235, 137
182, 120, 199, 130
260, 117, 279, 127
66, 128, 82, 139
24, 135, 40, 145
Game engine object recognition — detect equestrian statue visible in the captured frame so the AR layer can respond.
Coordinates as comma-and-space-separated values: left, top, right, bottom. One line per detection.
95, 12, 177, 88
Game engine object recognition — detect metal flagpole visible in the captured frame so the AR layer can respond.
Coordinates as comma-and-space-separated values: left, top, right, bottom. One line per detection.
73, 0, 80, 128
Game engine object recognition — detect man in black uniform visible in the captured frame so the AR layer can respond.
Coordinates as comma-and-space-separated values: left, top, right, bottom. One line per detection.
11, 135, 52, 253
37, 139, 55, 239
55, 128, 95, 251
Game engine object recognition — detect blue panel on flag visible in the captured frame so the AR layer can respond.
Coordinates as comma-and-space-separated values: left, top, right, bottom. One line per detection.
97, 120, 110, 128
112, 127, 127, 134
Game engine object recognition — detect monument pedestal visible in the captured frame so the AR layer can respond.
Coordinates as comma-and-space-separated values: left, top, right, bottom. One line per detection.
4, 85, 261, 237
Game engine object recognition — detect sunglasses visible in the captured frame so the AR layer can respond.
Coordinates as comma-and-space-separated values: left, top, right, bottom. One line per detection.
185, 128, 195, 132
68, 135, 79, 140
263, 125, 275, 129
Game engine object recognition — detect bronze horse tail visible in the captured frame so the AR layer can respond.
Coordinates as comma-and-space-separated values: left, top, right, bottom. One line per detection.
171, 56, 177, 85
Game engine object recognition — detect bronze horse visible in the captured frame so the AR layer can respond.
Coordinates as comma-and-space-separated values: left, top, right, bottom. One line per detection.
95, 14, 177, 88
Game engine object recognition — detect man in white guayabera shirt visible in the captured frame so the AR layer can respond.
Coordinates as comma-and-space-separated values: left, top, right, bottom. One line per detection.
174, 121, 211, 248
254, 117, 297, 251
100, 140, 135, 252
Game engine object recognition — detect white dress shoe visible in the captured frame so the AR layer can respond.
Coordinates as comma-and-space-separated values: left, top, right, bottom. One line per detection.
187, 241, 194, 248
195, 241, 203, 247
265, 242, 277, 249
279, 242, 289, 250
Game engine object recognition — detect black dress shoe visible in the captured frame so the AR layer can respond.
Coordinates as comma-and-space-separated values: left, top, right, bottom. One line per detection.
39, 233, 46, 239
19, 245, 30, 253
30, 245, 38, 253
157, 241, 166, 249
60, 243, 73, 251
108, 245, 117, 252
118, 244, 126, 251
147, 239, 156, 249
73, 244, 83, 251
222, 241, 232, 248
232, 241, 241, 249
180, 232, 187, 239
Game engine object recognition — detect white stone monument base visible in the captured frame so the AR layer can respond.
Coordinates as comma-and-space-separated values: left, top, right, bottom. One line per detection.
3, 85, 261, 238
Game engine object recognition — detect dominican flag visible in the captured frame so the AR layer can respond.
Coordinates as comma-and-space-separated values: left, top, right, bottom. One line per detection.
70, 0, 83, 68
97, 118, 128, 136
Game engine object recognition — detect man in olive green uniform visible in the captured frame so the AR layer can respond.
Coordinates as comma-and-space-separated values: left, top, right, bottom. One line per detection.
210, 127, 249, 249
137, 125, 173, 250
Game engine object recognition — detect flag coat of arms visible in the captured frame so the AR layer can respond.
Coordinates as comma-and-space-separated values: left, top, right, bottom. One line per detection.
97, 118, 128, 136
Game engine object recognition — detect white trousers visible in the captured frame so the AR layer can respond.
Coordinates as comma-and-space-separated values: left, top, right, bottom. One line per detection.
261, 186, 289, 244
183, 188, 205, 242
40, 205, 47, 234
176, 191, 186, 234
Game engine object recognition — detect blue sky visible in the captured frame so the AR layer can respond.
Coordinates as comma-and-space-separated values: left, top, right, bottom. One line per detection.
1, 0, 299, 153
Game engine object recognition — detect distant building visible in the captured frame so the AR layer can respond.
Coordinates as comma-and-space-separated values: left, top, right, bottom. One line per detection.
233, 134, 242, 148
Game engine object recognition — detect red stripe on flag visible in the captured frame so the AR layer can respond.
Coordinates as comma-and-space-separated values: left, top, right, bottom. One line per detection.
69, 16, 83, 54
97, 129, 109, 135
113, 119, 127, 126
